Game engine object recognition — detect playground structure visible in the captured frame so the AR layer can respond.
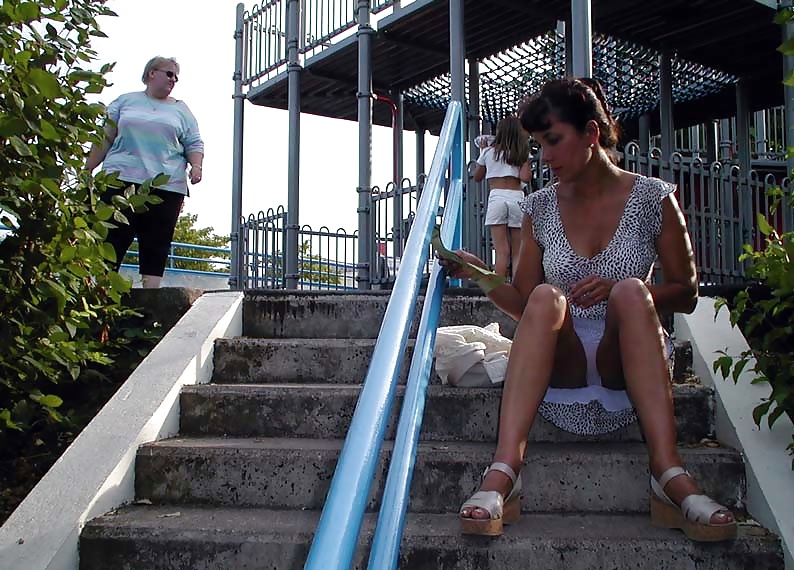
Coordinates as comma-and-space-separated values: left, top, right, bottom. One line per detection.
228, 0, 793, 291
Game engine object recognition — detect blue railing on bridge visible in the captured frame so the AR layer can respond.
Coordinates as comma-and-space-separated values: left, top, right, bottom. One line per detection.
304, 101, 464, 569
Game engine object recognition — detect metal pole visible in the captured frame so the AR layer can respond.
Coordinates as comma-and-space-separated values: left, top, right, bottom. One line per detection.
285, 0, 301, 289
467, 58, 480, 254
705, 120, 718, 164
735, 79, 751, 175
393, 89, 404, 257
229, 3, 246, 290
783, 4, 794, 183
450, 0, 465, 252
691, 125, 701, 158
416, 129, 425, 181
557, 20, 571, 76
735, 78, 753, 259
659, 51, 674, 181
719, 118, 732, 161
356, 0, 373, 289
571, 0, 592, 77
639, 113, 650, 156
755, 110, 768, 155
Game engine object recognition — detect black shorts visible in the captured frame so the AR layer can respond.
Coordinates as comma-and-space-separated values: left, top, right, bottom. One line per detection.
101, 183, 184, 277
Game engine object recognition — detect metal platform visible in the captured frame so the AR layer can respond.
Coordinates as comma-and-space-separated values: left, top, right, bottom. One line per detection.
245, 0, 781, 134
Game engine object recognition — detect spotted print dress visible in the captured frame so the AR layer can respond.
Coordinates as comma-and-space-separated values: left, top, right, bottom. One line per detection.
519, 175, 676, 435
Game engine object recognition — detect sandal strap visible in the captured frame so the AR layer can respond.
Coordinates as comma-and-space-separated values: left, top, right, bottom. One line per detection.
460, 490, 504, 519
681, 494, 730, 524
657, 466, 689, 489
485, 462, 518, 485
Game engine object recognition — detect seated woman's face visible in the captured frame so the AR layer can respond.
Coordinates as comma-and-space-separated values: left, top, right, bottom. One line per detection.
532, 116, 594, 183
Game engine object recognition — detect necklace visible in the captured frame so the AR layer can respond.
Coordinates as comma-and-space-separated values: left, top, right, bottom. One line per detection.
144, 92, 165, 112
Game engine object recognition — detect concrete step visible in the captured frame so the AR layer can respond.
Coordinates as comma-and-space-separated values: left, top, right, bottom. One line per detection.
134, 438, 743, 514
79, 506, 783, 570
211, 337, 693, 384
179, 383, 713, 444
242, 291, 517, 339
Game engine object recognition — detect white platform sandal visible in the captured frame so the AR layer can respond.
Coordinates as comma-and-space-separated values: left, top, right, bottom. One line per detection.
650, 466, 737, 541
459, 462, 522, 536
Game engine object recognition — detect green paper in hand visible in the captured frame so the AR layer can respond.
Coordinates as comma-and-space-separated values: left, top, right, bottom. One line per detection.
430, 226, 506, 293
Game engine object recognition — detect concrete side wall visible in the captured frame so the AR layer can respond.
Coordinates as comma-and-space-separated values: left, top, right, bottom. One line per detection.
0, 292, 244, 570
675, 298, 794, 570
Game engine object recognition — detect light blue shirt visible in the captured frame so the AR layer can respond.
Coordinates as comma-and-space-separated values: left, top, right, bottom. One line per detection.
102, 92, 204, 195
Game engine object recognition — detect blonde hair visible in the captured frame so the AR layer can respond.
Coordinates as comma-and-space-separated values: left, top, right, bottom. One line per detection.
141, 56, 179, 84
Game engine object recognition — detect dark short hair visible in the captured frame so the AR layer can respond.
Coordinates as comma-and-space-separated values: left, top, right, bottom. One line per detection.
519, 78, 620, 149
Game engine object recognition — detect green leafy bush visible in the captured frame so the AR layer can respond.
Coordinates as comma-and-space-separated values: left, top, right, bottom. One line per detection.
713, 211, 794, 465
0, 0, 158, 436
713, 6, 794, 468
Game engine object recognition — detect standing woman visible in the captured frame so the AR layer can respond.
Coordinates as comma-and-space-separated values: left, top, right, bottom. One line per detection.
86, 56, 204, 288
473, 117, 531, 278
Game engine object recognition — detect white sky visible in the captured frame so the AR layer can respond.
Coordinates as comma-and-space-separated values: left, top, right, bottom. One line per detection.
92, 0, 437, 236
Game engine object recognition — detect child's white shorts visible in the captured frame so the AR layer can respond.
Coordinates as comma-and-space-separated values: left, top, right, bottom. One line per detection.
485, 188, 524, 228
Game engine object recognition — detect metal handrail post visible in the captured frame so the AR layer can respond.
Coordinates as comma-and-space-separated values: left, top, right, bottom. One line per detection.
356, 0, 373, 289
285, 0, 301, 289
229, 3, 246, 289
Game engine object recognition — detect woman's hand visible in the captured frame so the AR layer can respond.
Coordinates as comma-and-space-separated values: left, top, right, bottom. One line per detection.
437, 249, 487, 280
189, 164, 203, 184
570, 275, 615, 308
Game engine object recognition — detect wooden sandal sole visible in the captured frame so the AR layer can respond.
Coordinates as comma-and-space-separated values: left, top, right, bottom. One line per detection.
460, 497, 521, 536
650, 494, 737, 542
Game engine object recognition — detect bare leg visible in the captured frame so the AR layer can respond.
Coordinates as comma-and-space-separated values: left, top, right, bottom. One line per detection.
489, 224, 510, 278
462, 285, 587, 520
141, 274, 162, 289
597, 278, 734, 525
509, 228, 522, 278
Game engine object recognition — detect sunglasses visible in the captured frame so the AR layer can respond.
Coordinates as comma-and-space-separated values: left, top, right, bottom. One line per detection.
155, 69, 179, 82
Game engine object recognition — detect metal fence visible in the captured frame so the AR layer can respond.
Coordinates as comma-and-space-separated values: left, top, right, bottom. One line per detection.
623, 143, 792, 285
241, 0, 395, 87
238, 147, 792, 290
240, 206, 358, 290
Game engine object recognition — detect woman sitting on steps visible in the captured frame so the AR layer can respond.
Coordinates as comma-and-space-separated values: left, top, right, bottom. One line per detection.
440, 77, 736, 542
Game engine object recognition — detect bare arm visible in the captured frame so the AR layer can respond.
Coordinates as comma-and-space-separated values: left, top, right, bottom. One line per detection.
85, 123, 117, 172
650, 195, 698, 314
519, 161, 531, 183
186, 151, 203, 170
444, 214, 543, 321
473, 163, 486, 182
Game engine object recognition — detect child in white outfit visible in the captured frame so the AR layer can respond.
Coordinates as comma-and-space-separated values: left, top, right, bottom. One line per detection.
473, 117, 531, 278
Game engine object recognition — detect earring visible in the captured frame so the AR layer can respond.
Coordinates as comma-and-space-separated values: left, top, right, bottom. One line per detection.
589, 143, 595, 149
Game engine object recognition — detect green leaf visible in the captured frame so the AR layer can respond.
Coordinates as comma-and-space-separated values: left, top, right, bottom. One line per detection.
753, 400, 773, 427
16, 2, 40, 21
8, 136, 32, 156
779, 37, 794, 55
757, 214, 774, 236
38, 119, 61, 141
29, 68, 62, 99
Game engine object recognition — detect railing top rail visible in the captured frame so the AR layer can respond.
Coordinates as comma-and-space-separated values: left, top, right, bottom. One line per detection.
304, 101, 463, 569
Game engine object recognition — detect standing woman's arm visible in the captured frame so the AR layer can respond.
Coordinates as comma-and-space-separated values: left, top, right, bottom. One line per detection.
85, 96, 121, 171
180, 102, 205, 184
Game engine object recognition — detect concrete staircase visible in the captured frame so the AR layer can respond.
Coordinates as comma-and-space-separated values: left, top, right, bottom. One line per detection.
79, 291, 784, 569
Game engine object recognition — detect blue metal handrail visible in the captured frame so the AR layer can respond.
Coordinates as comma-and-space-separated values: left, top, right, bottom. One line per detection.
304, 101, 464, 569
367, 179, 462, 569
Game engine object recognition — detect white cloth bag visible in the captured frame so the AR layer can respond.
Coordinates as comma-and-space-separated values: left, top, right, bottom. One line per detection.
433, 323, 512, 387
